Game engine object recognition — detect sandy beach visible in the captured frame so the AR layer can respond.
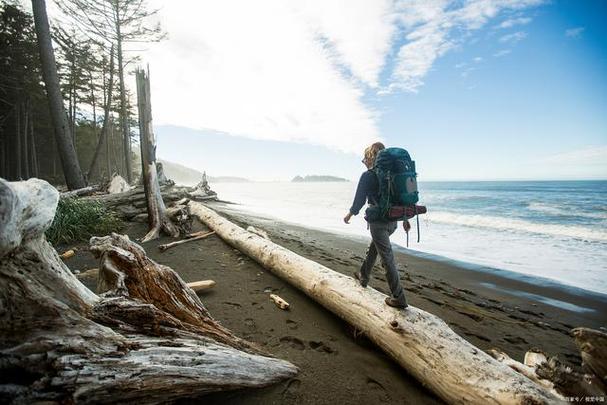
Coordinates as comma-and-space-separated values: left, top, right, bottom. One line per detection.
67, 201, 607, 405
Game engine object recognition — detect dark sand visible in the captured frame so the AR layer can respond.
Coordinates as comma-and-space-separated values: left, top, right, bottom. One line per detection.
66, 201, 607, 405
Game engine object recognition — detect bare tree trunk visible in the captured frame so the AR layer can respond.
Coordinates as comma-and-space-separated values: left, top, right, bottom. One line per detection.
30, 113, 38, 177
72, 88, 77, 153
136, 68, 179, 242
90, 70, 97, 133
31, 0, 86, 189
115, 12, 132, 184
15, 102, 22, 179
88, 46, 114, 179
0, 178, 297, 404
23, 101, 30, 179
0, 134, 5, 178
107, 116, 112, 176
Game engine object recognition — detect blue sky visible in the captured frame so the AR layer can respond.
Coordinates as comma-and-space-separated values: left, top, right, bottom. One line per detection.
146, 0, 607, 181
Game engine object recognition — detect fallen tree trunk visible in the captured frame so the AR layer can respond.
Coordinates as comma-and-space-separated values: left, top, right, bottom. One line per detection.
190, 202, 563, 405
0, 178, 297, 404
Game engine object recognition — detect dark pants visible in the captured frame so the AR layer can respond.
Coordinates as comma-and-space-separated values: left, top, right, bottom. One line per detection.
360, 221, 407, 305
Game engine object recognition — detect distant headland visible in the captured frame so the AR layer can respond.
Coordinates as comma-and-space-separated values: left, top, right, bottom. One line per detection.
292, 175, 349, 182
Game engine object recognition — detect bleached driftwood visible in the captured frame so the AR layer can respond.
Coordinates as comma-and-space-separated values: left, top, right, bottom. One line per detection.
488, 349, 560, 394
107, 174, 131, 194
167, 202, 192, 233
270, 294, 290, 310
0, 178, 297, 404
492, 345, 607, 399
189, 202, 562, 405
189, 171, 217, 201
158, 231, 216, 251
135, 69, 179, 242
524, 350, 548, 368
85, 186, 190, 221
526, 328, 607, 398
187, 280, 216, 292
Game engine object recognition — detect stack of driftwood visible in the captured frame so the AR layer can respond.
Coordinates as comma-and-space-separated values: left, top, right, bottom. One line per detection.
0, 178, 297, 404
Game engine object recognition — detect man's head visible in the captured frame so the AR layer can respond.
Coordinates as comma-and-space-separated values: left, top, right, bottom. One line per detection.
362, 142, 385, 169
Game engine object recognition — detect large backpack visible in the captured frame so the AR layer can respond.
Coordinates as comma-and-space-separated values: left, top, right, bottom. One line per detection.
374, 147, 418, 214
365, 147, 426, 243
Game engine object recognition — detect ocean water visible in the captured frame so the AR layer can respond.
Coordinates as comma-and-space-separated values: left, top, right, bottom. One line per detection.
210, 180, 607, 295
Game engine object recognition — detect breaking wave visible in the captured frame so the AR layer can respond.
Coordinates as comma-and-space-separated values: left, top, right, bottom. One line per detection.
428, 211, 607, 242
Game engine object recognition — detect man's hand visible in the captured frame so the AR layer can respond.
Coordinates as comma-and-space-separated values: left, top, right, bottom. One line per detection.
343, 212, 353, 224
403, 220, 411, 232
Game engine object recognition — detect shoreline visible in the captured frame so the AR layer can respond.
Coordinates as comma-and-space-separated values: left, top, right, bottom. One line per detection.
215, 200, 607, 318
202, 200, 605, 361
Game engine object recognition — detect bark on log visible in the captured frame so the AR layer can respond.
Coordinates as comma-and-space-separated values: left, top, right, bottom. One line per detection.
135, 69, 179, 242
0, 179, 297, 404
189, 202, 563, 405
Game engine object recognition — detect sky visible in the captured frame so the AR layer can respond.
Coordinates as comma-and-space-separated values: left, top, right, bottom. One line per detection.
138, 0, 607, 181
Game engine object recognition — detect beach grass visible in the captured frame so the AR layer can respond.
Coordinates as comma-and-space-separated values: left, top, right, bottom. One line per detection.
46, 198, 124, 245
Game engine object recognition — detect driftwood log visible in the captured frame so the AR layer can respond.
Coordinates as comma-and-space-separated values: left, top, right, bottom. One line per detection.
0, 178, 297, 404
491, 327, 607, 399
189, 171, 217, 201
158, 231, 216, 251
187, 280, 216, 292
189, 202, 563, 405
135, 69, 179, 242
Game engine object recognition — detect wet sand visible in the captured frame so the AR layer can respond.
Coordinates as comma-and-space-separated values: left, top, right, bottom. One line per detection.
66, 201, 607, 405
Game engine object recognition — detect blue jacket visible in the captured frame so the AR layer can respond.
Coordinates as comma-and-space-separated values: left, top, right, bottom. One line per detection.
349, 170, 379, 215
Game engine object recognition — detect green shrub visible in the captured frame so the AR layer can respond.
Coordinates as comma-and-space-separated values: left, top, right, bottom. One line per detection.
46, 198, 124, 245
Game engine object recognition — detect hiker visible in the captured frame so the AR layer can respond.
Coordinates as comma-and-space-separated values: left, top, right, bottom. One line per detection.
343, 142, 409, 309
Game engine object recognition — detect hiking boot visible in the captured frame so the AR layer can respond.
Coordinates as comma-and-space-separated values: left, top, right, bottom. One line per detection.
385, 297, 408, 309
353, 271, 368, 288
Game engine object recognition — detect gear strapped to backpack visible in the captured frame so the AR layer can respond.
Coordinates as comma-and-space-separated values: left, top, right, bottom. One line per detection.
365, 147, 427, 245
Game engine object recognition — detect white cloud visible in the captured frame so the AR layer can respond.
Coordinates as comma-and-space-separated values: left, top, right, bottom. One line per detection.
498, 17, 532, 28
499, 31, 528, 43
565, 27, 585, 38
138, 0, 544, 151
292, 0, 396, 88
388, 0, 542, 93
144, 0, 382, 154
473, 56, 484, 63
